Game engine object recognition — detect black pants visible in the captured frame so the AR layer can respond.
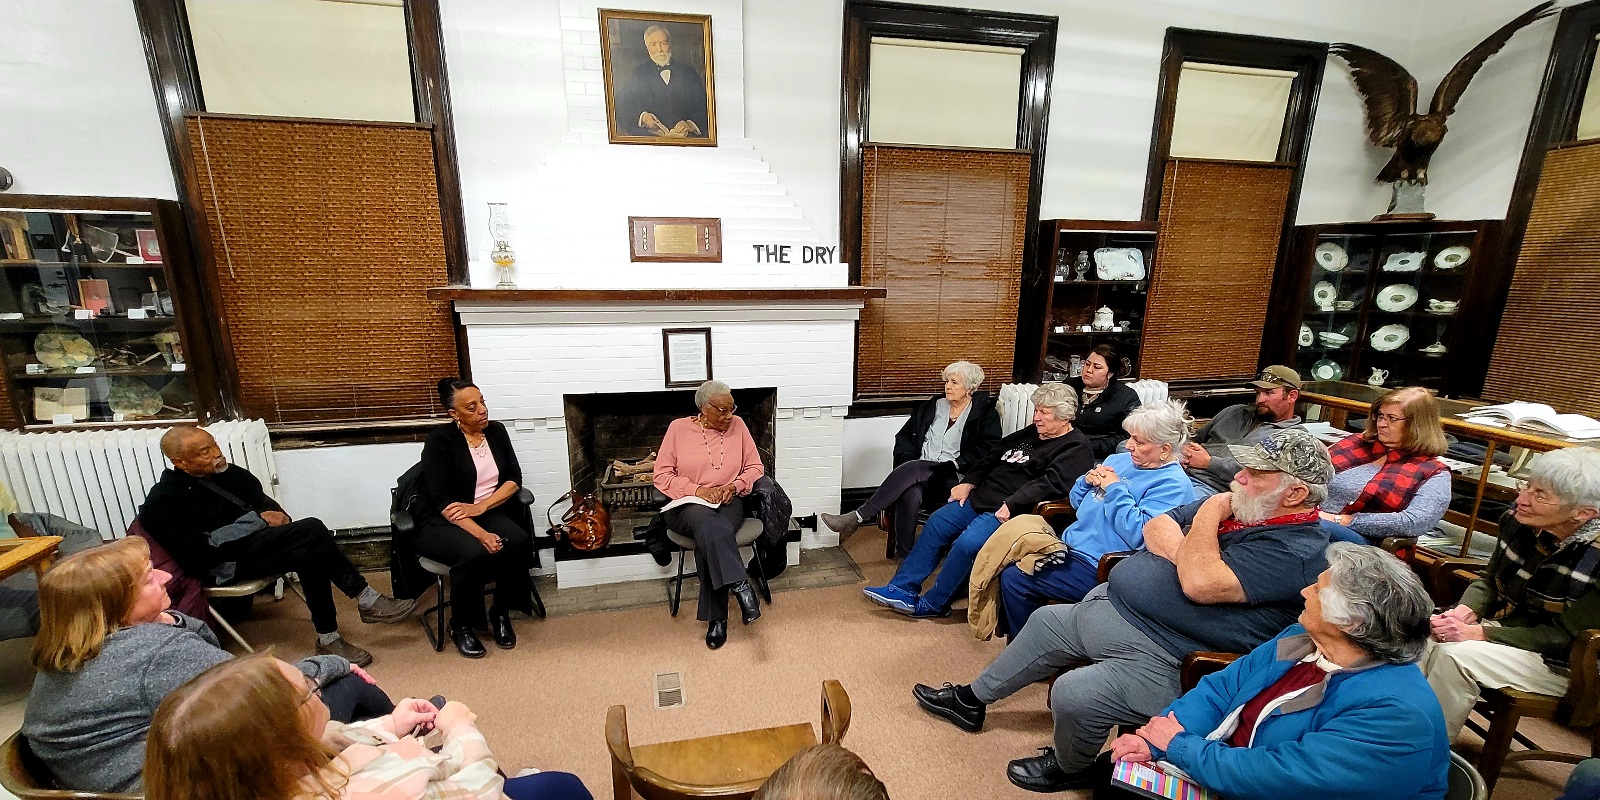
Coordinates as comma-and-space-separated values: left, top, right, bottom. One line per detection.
664, 496, 750, 622
322, 673, 395, 722
218, 518, 368, 635
413, 507, 535, 629
854, 460, 954, 558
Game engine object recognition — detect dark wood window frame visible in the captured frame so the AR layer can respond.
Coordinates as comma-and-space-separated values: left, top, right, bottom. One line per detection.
132, 0, 468, 444
840, 0, 1057, 416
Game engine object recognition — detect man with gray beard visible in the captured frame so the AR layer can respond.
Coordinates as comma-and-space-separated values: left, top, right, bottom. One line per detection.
910, 429, 1336, 793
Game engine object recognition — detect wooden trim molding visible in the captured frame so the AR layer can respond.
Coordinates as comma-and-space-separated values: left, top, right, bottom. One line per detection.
840, 0, 1058, 382
428, 287, 887, 303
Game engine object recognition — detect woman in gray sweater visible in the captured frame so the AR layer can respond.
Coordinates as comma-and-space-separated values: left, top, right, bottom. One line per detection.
21, 536, 394, 794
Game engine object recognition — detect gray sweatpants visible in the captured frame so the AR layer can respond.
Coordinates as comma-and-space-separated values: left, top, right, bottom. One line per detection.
970, 584, 1183, 772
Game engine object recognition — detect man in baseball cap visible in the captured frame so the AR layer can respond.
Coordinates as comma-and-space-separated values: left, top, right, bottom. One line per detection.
910, 427, 1336, 792
1181, 366, 1306, 499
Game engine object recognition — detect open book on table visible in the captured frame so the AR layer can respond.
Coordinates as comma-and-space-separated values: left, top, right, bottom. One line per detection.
1111, 759, 1223, 800
1459, 402, 1600, 439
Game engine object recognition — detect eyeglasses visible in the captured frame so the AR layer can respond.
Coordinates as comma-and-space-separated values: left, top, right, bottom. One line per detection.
1515, 480, 1560, 506
1375, 413, 1408, 425
707, 402, 736, 415
299, 682, 323, 706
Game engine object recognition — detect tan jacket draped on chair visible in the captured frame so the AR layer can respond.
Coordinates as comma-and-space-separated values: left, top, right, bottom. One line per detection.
968, 514, 1066, 641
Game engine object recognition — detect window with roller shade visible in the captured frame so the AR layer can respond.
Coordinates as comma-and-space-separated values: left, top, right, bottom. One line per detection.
1169, 63, 1295, 162
1579, 33, 1600, 141
857, 145, 1028, 397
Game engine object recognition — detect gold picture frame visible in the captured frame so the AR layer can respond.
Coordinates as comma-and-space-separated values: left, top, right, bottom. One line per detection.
599, 9, 717, 147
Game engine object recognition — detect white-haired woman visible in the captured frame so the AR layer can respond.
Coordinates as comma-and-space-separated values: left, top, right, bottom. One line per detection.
864, 383, 1094, 619
654, 380, 766, 650
993, 399, 1198, 637
1106, 542, 1449, 800
1419, 446, 1600, 739
822, 361, 1002, 557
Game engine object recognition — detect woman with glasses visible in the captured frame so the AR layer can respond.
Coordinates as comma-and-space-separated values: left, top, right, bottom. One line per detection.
1418, 447, 1600, 740
654, 380, 766, 649
1318, 386, 1452, 543
22, 537, 393, 794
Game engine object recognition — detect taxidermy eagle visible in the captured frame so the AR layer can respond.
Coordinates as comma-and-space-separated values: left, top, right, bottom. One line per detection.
1331, 1, 1556, 185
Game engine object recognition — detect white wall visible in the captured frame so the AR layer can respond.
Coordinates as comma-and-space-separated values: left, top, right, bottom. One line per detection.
274, 442, 423, 530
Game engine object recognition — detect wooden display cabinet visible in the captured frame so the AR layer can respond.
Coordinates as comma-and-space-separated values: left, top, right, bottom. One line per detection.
1026, 220, 1158, 382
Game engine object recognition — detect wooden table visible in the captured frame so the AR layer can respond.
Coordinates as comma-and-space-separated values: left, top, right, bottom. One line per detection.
0, 536, 62, 581
1299, 382, 1597, 557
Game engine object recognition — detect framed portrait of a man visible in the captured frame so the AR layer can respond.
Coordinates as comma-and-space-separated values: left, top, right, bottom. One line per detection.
599, 9, 717, 147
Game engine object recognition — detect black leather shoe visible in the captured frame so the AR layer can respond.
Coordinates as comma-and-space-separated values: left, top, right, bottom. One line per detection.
913, 682, 986, 732
489, 608, 516, 650
706, 619, 727, 649
731, 581, 761, 624
1006, 748, 1105, 793
449, 621, 487, 659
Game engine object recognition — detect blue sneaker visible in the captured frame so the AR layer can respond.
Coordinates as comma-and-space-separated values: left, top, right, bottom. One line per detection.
863, 584, 917, 613
908, 598, 952, 618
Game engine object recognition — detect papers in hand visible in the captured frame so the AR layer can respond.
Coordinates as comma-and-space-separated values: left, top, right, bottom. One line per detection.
662, 495, 720, 512
1460, 402, 1600, 439
1111, 759, 1222, 800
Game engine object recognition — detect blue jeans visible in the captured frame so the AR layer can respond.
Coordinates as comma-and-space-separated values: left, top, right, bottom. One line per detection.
1319, 518, 1369, 545
1561, 758, 1600, 800
889, 500, 1003, 611
996, 555, 1100, 638
504, 771, 593, 800
1189, 477, 1221, 498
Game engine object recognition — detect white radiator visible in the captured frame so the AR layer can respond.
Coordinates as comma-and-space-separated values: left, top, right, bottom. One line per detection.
998, 383, 1040, 436
0, 420, 275, 539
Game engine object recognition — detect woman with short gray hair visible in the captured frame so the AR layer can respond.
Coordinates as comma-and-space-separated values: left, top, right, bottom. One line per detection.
988, 399, 1199, 637
654, 380, 766, 649
863, 383, 1095, 619
822, 361, 1001, 558
1105, 541, 1448, 800
1420, 446, 1600, 739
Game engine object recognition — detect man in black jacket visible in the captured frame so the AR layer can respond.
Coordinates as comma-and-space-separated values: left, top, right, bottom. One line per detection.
138, 427, 415, 666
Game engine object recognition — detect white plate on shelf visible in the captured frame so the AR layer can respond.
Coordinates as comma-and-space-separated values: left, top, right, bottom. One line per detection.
1312, 281, 1337, 308
1381, 251, 1425, 272
1434, 245, 1471, 270
1315, 242, 1349, 272
1318, 331, 1349, 347
1298, 325, 1314, 347
1375, 284, 1418, 312
1371, 324, 1411, 352
1311, 359, 1344, 381
1093, 248, 1146, 280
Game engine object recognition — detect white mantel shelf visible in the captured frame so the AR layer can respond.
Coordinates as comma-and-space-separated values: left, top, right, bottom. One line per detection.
427, 287, 886, 303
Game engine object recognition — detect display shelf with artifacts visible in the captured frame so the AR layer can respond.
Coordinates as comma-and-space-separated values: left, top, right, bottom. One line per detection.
1264, 219, 1504, 399
0, 196, 217, 429
1028, 220, 1156, 382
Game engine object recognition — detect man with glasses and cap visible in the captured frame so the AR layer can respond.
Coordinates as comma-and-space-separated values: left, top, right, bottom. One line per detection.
1181, 365, 1306, 498
909, 429, 1336, 793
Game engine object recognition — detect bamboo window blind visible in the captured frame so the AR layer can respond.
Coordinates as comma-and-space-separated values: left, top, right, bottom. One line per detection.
857, 145, 1029, 397
1483, 140, 1600, 416
187, 116, 457, 424
1140, 158, 1293, 381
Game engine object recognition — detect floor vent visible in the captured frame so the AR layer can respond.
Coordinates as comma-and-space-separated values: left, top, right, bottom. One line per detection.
654, 671, 685, 709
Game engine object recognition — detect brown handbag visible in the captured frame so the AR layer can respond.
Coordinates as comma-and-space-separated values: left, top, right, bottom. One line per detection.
550, 490, 611, 551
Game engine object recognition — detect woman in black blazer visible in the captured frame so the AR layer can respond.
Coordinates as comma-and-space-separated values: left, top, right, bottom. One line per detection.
414, 378, 536, 658
1066, 344, 1142, 459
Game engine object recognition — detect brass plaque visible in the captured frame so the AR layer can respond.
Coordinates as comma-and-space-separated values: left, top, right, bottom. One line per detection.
652, 224, 701, 255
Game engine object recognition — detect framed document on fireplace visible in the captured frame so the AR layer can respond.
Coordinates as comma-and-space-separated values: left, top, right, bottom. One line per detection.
663, 327, 712, 387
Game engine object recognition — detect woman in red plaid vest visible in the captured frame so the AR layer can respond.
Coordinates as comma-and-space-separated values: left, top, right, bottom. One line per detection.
1320, 387, 1451, 543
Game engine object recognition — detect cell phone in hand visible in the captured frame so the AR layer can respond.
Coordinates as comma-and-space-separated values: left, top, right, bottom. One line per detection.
413, 695, 448, 736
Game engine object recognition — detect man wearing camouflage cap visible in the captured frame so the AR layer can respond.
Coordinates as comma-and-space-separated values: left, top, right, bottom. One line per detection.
1182, 365, 1306, 498
911, 429, 1336, 792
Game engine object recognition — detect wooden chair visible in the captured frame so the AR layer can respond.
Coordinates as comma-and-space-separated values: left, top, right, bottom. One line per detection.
1464, 629, 1600, 791
607, 679, 849, 800
0, 732, 139, 800
1181, 651, 1241, 692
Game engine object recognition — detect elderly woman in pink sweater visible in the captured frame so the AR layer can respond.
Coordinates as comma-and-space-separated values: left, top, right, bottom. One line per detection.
654, 379, 766, 650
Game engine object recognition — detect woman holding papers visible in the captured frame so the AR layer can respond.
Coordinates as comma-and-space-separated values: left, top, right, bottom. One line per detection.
654, 379, 766, 650
1106, 542, 1449, 800
1319, 386, 1452, 543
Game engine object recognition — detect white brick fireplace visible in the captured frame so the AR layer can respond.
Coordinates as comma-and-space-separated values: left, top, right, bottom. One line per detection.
445, 289, 879, 587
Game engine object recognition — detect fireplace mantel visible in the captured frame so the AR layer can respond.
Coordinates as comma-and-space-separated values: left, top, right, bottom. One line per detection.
427, 287, 885, 303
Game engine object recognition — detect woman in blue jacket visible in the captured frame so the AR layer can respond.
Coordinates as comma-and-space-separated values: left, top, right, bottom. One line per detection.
1108, 541, 1450, 800
994, 399, 1196, 637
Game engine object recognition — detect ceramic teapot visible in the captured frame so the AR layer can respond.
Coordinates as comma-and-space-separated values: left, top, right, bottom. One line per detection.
1367, 368, 1390, 387
1091, 306, 1115, 331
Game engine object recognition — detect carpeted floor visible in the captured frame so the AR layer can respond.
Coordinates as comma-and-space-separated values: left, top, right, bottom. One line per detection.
1, 527, 1583, 800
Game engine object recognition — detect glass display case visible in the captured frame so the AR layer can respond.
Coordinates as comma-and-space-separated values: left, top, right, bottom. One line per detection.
1032, 220, 1157, 382
0, 197, 204, 428
1272, 219, 1503, 398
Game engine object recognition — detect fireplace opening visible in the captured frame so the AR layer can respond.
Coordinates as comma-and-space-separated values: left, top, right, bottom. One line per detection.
559, 387, 777, 560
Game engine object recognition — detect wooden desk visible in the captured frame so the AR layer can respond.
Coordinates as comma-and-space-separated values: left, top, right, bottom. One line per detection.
1300, 381, 1596, 557
0, 536, 62, 581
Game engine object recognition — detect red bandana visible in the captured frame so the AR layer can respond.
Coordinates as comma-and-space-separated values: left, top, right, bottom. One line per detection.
1326, 434, 1449, 515
1218, 508, 1322, 535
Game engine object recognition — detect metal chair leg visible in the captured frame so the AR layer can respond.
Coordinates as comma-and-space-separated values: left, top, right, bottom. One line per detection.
668, 550, 687, 618
209, 603, 254, 653
422, 574, 448, 653
749, 542, 772, 605
530, 581, 547, 619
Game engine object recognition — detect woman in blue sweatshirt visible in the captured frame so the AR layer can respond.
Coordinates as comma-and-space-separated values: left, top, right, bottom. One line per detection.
995, 399, 1196, 637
